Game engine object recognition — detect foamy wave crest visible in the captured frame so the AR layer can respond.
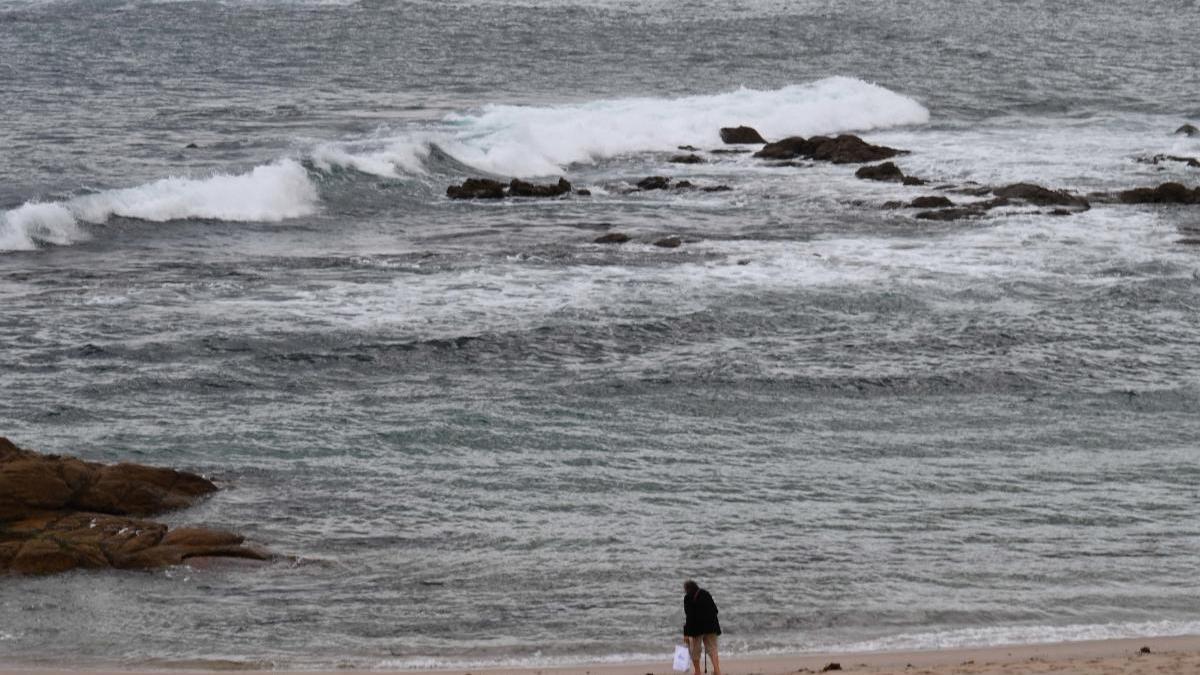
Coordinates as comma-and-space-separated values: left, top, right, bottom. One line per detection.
0, 160, 319, 252
438, 77, 929, 176
0, 202, 88, 251
310, 139, 430, 178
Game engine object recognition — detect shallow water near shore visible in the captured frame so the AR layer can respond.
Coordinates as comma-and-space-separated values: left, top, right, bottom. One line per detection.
2, 0, 1200, 669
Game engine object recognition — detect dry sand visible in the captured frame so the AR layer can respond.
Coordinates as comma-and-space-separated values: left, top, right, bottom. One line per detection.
4, 635, 1198, 675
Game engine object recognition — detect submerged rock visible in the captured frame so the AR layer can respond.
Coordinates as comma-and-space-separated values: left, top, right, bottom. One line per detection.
993, 183, 1090, 209
653, 236, 683, 248
855, 162, 906, 182
719, 126, 767, 144
0, 437, 268, 575
594, 232, 630, 244
637, 176, 672, 191
910, 195, 954, 208
1175, 123, 1199, 136
447, 178, 506, 199
1137, 154, 1200, 168
669, 154, 705, 164
1118, 182, 1200, 204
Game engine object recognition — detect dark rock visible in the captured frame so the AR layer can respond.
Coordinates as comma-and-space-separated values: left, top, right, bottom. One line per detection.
855, 162, 905, 182
754, 136, 811, 160
902, 176, 928, 186
916, 207, 983, 221
594, 232, 630, 244
184, 142, 200, 149
910, 195, 954, 208
677, 145, 700, 152
447, 178, 506, 199
719, 126, 768, 144
755, 134, 904, 164
1048, 208, 1073, 216
0, 437, 268, 575
1177, 238, 1200, 245
508, 177, 572, 198
674, 181, 695, 189
669, 154, 705, 164
736, 259, 751, 265
993, 183, 1090, 208
1140, 646, 1152, 654
575, 189, 592, 196
1136, 154, 1200, 168
701, 185, 732, 192
1175, 124, 1198, 136
710, 148, 750, 155
821, 664, 842, 672
1118, 182, 1200, 204
881, 201, 906, 210
653, 236, 683, 248
637, 176, 671, 191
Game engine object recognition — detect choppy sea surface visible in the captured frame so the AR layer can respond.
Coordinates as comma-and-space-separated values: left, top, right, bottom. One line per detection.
2, 0, 1200, 669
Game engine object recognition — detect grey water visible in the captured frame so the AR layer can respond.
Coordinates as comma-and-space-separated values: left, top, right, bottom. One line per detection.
2, 0, 1200, 669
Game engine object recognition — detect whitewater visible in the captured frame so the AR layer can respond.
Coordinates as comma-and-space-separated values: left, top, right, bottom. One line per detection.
2, 0, 1199, 670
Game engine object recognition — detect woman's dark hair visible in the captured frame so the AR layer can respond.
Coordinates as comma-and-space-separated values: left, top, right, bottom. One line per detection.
683, 579, 699, 594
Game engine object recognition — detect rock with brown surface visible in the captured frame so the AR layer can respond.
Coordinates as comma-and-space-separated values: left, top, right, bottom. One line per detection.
0, 437, 268, 575
1118, 182, 1200, 204
508, 177, 572, 197
993, 183, 1090, 209
446, 178, 506, 199
719, 126, 767, 144
755, 134, 904, 164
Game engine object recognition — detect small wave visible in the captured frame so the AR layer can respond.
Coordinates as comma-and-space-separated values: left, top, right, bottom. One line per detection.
0, 160, 319, 252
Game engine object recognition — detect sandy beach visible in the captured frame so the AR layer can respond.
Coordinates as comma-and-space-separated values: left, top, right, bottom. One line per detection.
3, 635, 1198, 675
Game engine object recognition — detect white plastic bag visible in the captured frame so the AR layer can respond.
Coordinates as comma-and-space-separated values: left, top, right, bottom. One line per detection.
672, 644, 691, 672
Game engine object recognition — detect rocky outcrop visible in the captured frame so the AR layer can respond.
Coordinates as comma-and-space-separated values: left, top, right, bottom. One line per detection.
910, 195, 954, 209
508, 177, 572, 197
855, 162, 905, 182
719, 126, 767, 144
755, 134, 905, 164
447, 178, 506, 199
637, 176, 672, 191
993, 183, 1090, 210
447, 177, 572, 199
1118, 182, 1200, 204
0, 437, 268, 575
1175, 123, 1199, 136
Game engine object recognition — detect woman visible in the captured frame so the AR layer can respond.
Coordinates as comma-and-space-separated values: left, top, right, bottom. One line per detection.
682, 579, 722, 675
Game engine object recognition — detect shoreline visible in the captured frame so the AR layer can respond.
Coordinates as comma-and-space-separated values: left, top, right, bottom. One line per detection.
4, 635, 1200, 674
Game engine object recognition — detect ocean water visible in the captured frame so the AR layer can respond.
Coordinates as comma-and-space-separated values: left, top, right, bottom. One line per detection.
2, 0, 1200, 669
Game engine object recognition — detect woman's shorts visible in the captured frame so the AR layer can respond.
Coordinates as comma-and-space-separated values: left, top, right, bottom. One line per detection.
687, 633, 718, 661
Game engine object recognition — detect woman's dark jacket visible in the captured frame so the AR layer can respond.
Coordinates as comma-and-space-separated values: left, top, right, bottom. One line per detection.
683, 588, 721, 636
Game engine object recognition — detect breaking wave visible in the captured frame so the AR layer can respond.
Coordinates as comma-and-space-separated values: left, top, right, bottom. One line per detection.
0, 160, 319, 252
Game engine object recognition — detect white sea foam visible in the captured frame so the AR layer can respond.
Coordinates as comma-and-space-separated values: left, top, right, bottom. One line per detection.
437, 77, 930, 177
306, 78, 930, 178
0, 160, 319, 252
310, 139, 430, 178
0, 202, 87, 251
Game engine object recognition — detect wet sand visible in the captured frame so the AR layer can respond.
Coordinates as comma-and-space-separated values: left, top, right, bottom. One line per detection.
3, 634, 1198, 674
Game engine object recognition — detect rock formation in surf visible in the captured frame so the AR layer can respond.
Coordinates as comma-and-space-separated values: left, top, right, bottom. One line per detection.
719, 126, 767, 144
0, 437, 268, 575
755, 134, 905, 164
447, 177, 572, 199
